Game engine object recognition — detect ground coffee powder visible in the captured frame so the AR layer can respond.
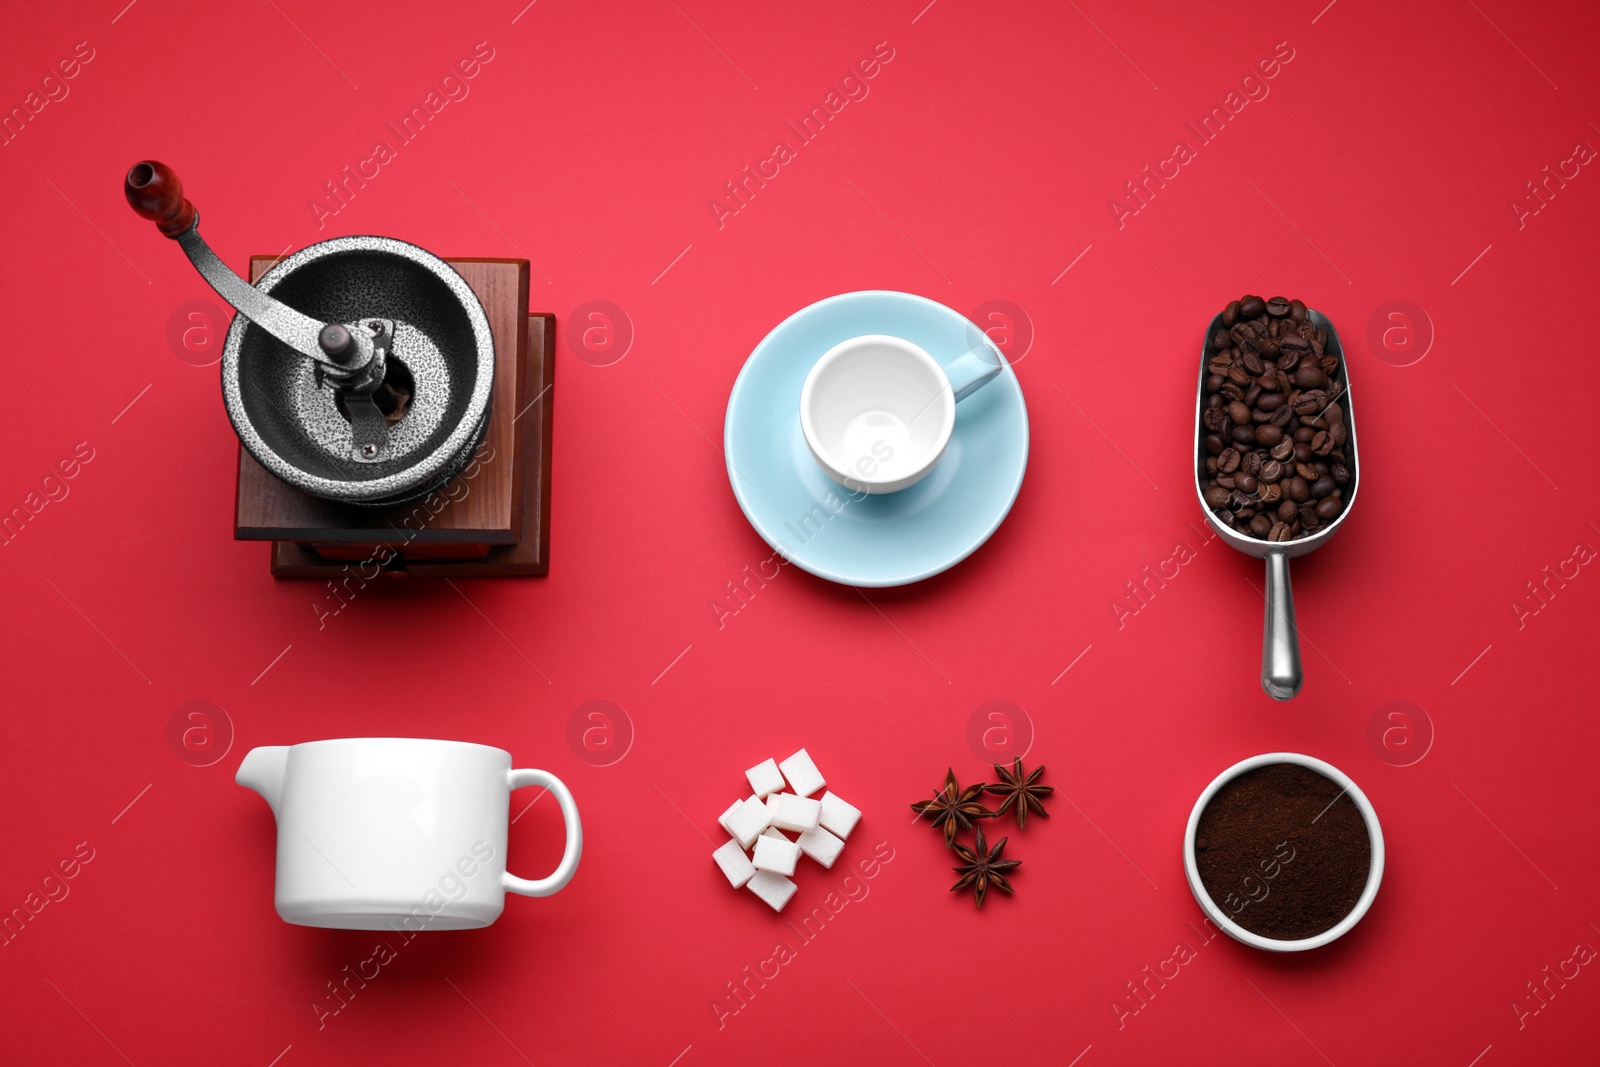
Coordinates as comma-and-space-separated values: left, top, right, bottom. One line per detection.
1194, 762, 1371, 941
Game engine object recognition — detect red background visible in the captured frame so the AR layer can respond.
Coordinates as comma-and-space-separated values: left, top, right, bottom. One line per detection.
2, 1, 1597, 1064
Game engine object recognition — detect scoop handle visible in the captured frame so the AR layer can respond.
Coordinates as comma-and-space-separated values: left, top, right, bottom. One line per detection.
1262, 552, 1303, 700
124, 160, 196, 237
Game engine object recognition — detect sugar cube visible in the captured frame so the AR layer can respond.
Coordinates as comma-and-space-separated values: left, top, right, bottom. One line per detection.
717, 800, 743, 839
818, 790, 861, 839
747, 870, 797, 912
778, 748, 826, 797
771, 793, 822, 833
796, 824, 845, 869
765, 794, 781, 825
712, 838, 755, 888
727, 796, 770, 849
752, 829, 800, 876
745, 758, 786, 798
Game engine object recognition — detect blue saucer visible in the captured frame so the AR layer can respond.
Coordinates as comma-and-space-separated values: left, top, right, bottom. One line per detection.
724, 291, 1029, 587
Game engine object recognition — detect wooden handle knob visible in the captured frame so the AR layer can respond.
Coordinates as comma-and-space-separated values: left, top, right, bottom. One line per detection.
124, 160, 195, 237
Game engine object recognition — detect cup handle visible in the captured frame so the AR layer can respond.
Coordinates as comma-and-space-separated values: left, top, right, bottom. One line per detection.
945, 344, 1005, 403
502, 768, 583, 897
1261, 552, 1303, 701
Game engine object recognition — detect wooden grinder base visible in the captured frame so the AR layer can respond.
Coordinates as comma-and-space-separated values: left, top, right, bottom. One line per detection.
233, 257, 553, 578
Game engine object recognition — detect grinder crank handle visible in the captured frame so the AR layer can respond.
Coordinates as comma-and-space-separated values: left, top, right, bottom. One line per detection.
1261, 551, 1303, 701
123, 160, 372, 378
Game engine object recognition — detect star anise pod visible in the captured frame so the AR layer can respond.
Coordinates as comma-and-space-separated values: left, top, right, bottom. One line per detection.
986, 757, 1052, 829
950, 825, 1019, 907
910, 768, 993, 847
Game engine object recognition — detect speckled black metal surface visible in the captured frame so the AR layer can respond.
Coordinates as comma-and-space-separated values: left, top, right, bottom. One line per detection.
220, 236, 494, 505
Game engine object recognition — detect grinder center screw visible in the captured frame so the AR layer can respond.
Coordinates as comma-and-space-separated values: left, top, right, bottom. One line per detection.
318, 323, 355, 364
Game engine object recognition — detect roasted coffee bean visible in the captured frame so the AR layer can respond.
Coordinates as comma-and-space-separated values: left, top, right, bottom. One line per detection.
1270, 439, 1295, 461
1221, 382, 1244, 401
1205, 372, 1225, 393
1293, 441, 1313, 462
1254, 424, 1283, 449
1294, 392, 1327, 416
1228, 365, 1251, 387
1295, 365, 1327, 390
1329, 421, 1347, 447
1256, 392, 1284, 412
1310, 476, 1336, 499
1241, 349, 1265, 376
1218, 447, 1241, 473
1232, 425, 1257, 445
1216, 474, 1236, 489
1239, 295, 1266, 319
1332, 462, 1350, 485
1206, 434, 1224, 455
1243, 384, 1262, 408
1231, 320, 1267, 348
1212, 329, 1232, 351
1236, 473, 1259, 494
1265, 296, 1291, 317
1270, 406, 1294, 427
1260, 459, 1284, 483
1293, 461, 1316, 479
1293, 427, 1317, 444
1250, 515, 1272, 537
1312, 431, 1334, 456
1289, 298, 1307, 322
1285, 476, 1309, 502
1315, 496, 1342, 521
1204, 486, 1231, 509
1258, 483, 1281, 504
1279, 332, 1310, 356
1242, 451, 1263, 475
1268, 522, 1291, 542
1227, 401, 1251, 425
1205, 457, 1218, 474
1223, 299, 1241, 327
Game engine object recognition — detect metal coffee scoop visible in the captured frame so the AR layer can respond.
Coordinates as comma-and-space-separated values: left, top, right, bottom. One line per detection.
1193, 308, 1359, 700
125, 161, 397, 462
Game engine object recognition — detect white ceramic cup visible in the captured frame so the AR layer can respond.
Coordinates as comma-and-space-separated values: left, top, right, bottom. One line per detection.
1183, 752, 1384, 952
236, 738, 582, 930
800, 334, 1003, 494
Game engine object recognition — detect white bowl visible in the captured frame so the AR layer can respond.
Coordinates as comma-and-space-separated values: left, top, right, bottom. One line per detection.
799, 334, 955, 494
1183, 752, 1384, 952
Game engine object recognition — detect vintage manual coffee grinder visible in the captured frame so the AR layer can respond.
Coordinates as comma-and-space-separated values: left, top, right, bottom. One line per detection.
124, 161, 553, 576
